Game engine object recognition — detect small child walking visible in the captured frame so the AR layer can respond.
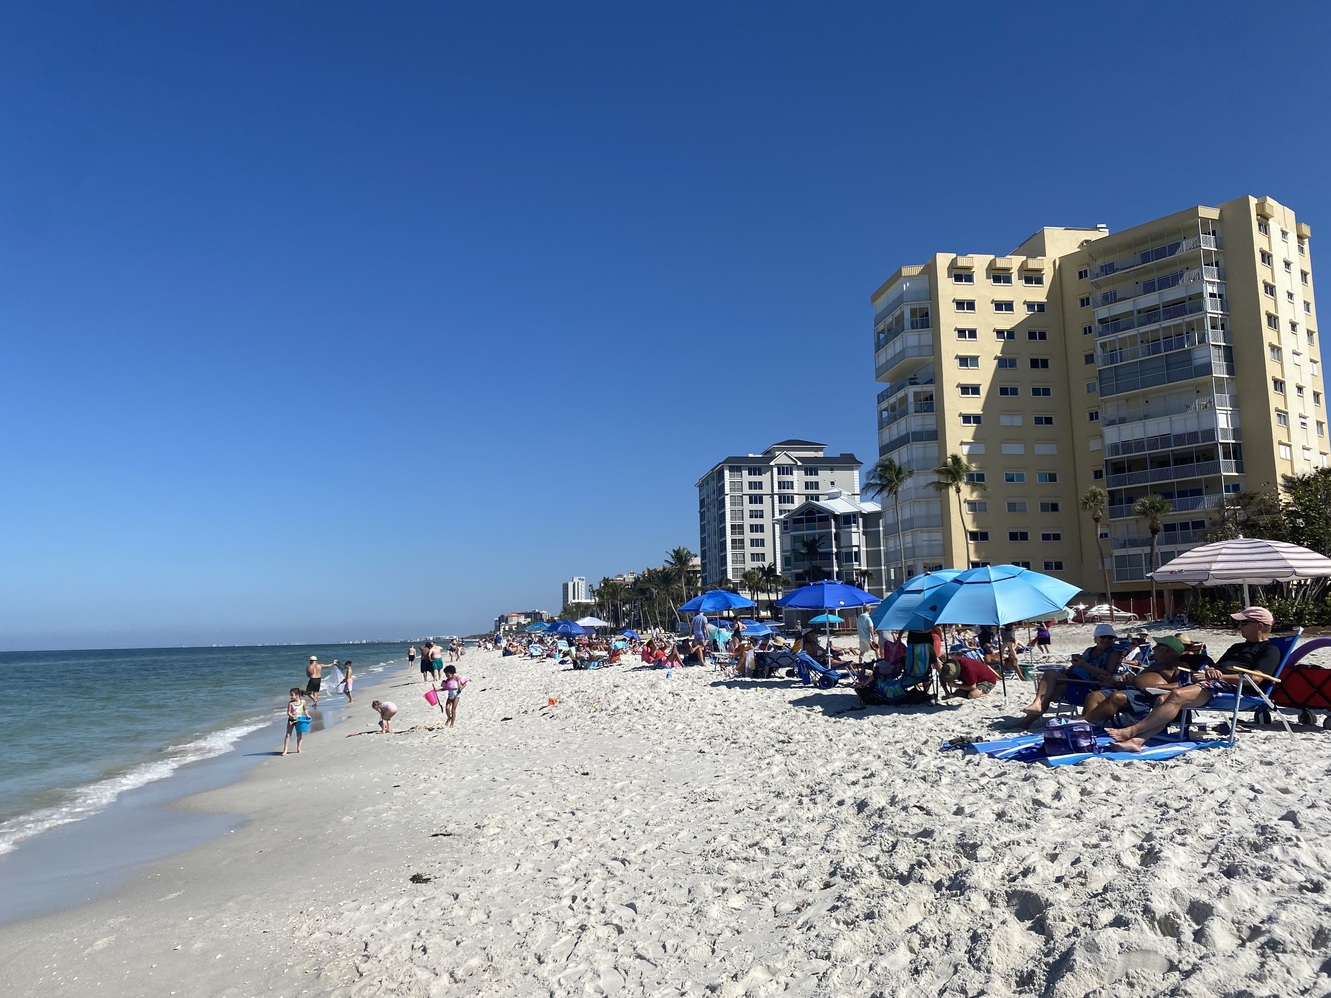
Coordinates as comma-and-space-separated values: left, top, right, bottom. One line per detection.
283, 688, 308, 756
342, 661, 354, 703
441, 665, 469, 727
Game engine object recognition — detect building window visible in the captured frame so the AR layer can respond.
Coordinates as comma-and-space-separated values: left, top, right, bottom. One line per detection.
964, 500, 988, 513
965, 472, 986, 484
1031, 386, 1052, 397
958, 356, 979, 369
1030, 358, 1050, 369
1007, 500, 1028, 513
1306, 301, 1314, 314
952, 271, 974, 284
961, 413, 982, 425
1028, 330, 1047, 340
959, 384, 981, 397
777, 480, 794, 491
1002, 443, 1025, 455
994, 300, 1015, 313
748, 481, 763, 491
1033, 415, 1054, 425
1084, 353, 1095, 364
1273, 378, 1286, 394
1086, 381, 1098, 393
1026, 302, 1047, 313
1280, 442, 1293, 460
778, 494, 795, 505
1041, 531, 1062, 542
1293, 351, 1303, 366
749, 538, 765, 547
998, 385, 1020, 397
1044, 560, 1065, 571
1258, 220, 1270, 235
1302, 270, 1310, 285
1261, 250, 1274, 266
1013, 560, 1032, 569
1009, 531, 1030, 541
1083, 324, 1093, 336
1004, 472, 1026, 483
748, 495, 763, 505
1034, 442, 1058, 455
956, 327, 978, 340
1285, 260, 1293, 273
1297, 385, 1306, 398
960, 443, 985, 456
1092, 469, 1104, 480
1024, 274, 1045, 286
750, 554, 766, 563
955, 299, 976, 312
803, 467, 819, 475
748, 509, 763, 519
997, 357, 1017, 369
1319, 422, 1325, 438
967, 531, 990, 542
1264, 282, 1277, 297
1040, 501, 1060, 513
1038, 472, 1058, 483
1277, 409, 1289, 427
991, 272, 1013, 285
1000, 413, 1023, 426
1084, 410, 1099, 423
749, 524, 763, 533
1079, 296, 1091, 308
1315, 391, 1323, 406
996, 329, 1015, 340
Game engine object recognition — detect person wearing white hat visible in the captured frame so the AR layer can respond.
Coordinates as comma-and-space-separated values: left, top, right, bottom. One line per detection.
1108, 606, 1280, 750
1010, 622, 1125, 728
305, 654, 331, 706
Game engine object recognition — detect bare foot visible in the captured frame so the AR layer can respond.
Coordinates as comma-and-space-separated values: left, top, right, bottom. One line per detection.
1105, 736, 1146, 752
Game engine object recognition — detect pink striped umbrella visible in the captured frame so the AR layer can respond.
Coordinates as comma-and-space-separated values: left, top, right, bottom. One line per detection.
1151, 537, 1331, 605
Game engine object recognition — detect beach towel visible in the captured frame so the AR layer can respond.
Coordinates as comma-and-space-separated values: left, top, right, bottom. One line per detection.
951, 732, 1225, 767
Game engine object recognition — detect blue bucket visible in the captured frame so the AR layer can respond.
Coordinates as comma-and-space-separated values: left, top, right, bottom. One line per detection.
295, 716, 312, 733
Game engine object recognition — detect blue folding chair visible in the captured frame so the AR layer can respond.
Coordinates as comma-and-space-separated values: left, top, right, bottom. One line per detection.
1182, 628, 1303, 745
794, 651, 853, 689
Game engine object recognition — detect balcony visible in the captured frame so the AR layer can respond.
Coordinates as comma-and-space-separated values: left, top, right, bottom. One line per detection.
1105, 459, 1243, 490
1090, 232, 1221, 281
1098, 325, 1231, 367
880, 400, 937, 430
1108, 494, 1229, 519
1097, 295, 1227, 338
1094, 266, 1224, 309
877, 372, 936, 407
873, 278, 932, 327
879, 419, 939, 454
1111, 527, 1210, 550
875, 331, 934, 380
1098, 352, 1235, 400
1104, 425, 1240, 459
1102, 392, 1238, 427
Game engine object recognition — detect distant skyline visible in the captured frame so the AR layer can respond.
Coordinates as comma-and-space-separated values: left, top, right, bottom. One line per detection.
3, 2, 1329, 649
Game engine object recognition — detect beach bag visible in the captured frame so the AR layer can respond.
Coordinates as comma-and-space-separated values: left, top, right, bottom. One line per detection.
1273, 667, 1331, 709
1043, 718, 1097, 756
424, 688, 440, 706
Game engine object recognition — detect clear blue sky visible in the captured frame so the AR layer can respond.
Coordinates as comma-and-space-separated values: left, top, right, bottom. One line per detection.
3, 1, 1328, 649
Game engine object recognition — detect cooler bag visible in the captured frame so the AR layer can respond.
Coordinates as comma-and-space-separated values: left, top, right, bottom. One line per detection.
1272, 667, 1331, 709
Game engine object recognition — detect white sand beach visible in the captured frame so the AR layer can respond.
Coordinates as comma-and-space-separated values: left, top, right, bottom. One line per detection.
4, 624, 1331, 997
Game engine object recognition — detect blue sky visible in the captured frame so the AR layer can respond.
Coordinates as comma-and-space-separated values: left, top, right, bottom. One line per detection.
3, 1, 1329, 649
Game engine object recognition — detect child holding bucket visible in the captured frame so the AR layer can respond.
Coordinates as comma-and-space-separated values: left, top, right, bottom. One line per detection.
441, 665, 469, 727
283, 688, 310, 755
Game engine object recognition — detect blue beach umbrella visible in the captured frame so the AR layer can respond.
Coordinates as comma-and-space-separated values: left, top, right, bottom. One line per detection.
897, 565, 1079, 630
737, 619, 772, 637
545, 620, 589, 637
870, 570, 964, 632
808, 613, 843, 625
620, 629, 642, 641
679, 590, 757, 614
778, 579, 880, 611
523, 622, 549, 633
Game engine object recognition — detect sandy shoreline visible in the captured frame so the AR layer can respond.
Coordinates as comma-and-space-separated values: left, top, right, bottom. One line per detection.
4, 626, 1331, 997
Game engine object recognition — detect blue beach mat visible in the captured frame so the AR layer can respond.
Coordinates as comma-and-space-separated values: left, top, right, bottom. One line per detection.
950, 732, 1226, 766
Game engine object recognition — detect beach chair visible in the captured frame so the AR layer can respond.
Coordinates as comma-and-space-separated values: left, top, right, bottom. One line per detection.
794, 651, 853, 690
1181, 628, 1303, 745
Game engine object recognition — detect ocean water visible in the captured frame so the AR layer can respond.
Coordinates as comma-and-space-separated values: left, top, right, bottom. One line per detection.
0, 642, 411, 857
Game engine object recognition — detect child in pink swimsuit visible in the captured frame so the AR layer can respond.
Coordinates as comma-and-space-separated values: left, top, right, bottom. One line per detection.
441, 665, 469, 727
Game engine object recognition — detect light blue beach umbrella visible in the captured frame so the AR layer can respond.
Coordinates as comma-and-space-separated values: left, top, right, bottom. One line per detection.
808, 613, 843, 624
870, 570, 964, 632
898, 565, 1077, 630
523, 622, 549, 633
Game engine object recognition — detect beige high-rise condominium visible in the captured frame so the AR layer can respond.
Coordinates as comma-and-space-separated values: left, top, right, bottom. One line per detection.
872, 195, 1319, 603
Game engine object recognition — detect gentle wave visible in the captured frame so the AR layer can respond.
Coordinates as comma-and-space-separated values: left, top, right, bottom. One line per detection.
0, 716, 273, 856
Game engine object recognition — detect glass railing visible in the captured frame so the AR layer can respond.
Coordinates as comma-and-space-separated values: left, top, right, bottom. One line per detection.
1105, 459, 1243, 489
1092, 233, 1221, 280
1097, 296, 1228, 337
1108, 494, 1228, 519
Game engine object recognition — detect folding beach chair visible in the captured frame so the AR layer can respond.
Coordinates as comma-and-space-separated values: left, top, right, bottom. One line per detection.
794, 651, 853, 690
1181, 628, 1303, 746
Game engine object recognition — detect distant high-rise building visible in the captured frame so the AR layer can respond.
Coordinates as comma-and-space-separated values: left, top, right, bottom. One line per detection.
561, 576, 589, 607
872, 194, 1320, 601
695, 440, 862, 591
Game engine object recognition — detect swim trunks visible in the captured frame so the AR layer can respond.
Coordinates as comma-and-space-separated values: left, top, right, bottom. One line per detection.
306, 677, 322, 692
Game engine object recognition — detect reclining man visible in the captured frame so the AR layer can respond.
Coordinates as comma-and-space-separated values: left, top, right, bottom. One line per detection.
1106, 607, 1280, 750
1080, 634, 1206, 725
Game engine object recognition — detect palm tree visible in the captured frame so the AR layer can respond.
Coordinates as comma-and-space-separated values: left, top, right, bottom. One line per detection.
931, 453, 987, 568
664, 546, 696, 605
740, 568, 765, 605
1079, 487, 1115, 625
593, 578, 627, 628
798, 536, 827, 583
760, 562, 790, 610
1133, 494, 1174, 619
865, 456, 914, 588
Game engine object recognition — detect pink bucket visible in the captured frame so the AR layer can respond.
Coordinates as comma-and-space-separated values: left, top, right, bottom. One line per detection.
424, 688, 439, 706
